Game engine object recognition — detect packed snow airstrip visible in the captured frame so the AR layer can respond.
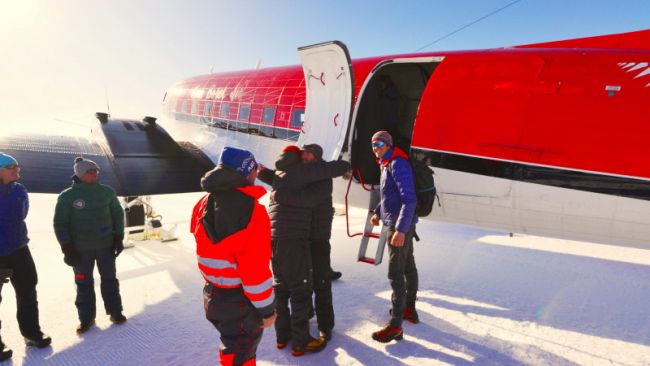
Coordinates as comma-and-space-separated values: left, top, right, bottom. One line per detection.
1, 192, 649, 366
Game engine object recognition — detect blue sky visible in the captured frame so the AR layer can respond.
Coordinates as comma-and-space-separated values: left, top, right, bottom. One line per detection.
0, 0, 648, 128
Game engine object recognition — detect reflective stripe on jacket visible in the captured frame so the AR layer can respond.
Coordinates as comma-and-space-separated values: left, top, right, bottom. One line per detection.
191, 185, 275, 317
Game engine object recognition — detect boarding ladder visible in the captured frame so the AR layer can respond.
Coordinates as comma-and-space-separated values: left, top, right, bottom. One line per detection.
345, 169, 390, 265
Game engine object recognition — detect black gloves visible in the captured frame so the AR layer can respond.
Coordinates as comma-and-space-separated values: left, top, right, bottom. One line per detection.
113, 235, 125, 258
61, 245, 81, 267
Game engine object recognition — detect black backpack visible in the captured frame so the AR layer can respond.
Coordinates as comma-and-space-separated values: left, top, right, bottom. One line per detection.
389, 157, 438, 217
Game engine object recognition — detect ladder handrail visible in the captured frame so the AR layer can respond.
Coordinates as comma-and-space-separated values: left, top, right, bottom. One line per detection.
345, 168, 377, 238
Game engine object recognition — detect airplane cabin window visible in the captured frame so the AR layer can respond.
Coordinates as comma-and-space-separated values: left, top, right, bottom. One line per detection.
239, 105, 250, 121
290, 109, 304, 128
262, 107, 275, 123
220, 103, 230, 118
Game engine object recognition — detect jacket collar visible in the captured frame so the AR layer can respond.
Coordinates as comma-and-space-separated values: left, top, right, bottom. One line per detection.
378, 147, 409, 167
73, 181, 100, 191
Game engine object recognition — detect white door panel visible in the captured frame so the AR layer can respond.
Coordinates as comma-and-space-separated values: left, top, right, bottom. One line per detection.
297, 41, 353, 161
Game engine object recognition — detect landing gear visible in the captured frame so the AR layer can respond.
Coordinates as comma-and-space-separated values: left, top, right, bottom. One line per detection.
123, 196, 178, 246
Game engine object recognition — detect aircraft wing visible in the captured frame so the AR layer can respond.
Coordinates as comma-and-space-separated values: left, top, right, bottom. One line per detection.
0, 117, 214, 196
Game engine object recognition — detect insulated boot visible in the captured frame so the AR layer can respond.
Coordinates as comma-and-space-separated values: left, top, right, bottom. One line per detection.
291, 336, 327, 356
24, 333, 52, 348
389, 305, 420, 324
276, 334, 291, 349
76, 319, 96, 335
403, 305, 420, 324
110, 312, 127, 324
329, 270, 342, 281
0, 340, 12, 361
319, 329, 332, 342
219, 351, 256, 366
371, 324, 403, 343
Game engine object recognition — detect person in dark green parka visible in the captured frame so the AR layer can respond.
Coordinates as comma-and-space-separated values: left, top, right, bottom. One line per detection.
53, 157, 126, 334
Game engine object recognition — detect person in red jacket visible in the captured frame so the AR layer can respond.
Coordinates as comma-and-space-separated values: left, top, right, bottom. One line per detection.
191, 146, 276, 366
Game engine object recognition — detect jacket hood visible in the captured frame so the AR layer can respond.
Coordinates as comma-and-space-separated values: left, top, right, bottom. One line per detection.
275, 151, 301, 171
200, 164, 249, 192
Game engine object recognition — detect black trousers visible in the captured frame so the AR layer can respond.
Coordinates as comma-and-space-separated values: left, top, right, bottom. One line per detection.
271, 238, 313, 347
0, 246, 43, 338
311, 239, 334, 332
73, 247, 122, 323
387, 225, 418, 327
204, 283, 262, 366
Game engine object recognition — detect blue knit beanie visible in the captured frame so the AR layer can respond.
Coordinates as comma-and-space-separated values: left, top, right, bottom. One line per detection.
0, 152, 18, 169
218, 147, 257, 177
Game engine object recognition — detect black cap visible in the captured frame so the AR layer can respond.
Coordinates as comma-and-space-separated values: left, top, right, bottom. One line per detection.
302, 144, 323, 161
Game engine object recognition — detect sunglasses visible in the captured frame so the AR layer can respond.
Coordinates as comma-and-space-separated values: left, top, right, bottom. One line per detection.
2, 164, 19, 170
371, 141, 386, 148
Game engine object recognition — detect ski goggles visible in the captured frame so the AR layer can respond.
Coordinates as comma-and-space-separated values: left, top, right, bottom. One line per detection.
2, 164, 18, 170
371, 140, 386, 148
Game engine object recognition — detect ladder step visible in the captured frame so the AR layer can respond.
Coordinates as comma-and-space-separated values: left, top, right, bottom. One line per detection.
358, 257, 376, 264
364, 233, 380, 239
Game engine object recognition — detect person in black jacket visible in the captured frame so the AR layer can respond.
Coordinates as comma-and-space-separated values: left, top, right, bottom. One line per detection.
272, 144, 339, 342
257, 145, 350, 356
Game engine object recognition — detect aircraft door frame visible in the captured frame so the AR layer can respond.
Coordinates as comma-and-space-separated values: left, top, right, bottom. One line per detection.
297, 41, 354, 161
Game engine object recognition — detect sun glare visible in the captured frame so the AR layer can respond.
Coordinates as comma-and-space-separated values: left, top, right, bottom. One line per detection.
0, 0, 42, 35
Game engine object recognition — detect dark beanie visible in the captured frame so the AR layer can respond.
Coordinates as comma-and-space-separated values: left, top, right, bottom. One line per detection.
218, 147, 257, 177
301, 144, 323, 161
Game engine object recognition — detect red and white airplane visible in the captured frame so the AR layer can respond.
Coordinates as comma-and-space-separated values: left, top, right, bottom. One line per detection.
3, 29, 650, 250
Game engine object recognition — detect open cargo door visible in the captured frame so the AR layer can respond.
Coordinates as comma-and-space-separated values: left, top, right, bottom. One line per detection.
297, 41, 354, 161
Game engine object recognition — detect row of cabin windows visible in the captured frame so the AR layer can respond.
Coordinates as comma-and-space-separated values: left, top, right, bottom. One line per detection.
180, 99, 304, 129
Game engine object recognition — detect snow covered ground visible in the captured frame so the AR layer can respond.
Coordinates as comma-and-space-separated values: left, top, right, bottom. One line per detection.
2, 192, 650, 365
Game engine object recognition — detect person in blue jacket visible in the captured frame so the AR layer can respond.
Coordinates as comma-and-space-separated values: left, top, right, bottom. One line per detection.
0, 152, 52, 361
368, 131, 420, 343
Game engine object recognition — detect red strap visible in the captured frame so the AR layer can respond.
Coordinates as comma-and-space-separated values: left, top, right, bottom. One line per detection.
345, 168, 379, 238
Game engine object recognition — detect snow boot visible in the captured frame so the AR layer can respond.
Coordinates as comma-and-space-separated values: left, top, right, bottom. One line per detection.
76, 319, 95, 335
319, 329, 332, 342
372, 324, 403, 343
276, 334, 291, 349
404, 305, 419, 324
291, 336, 327, 356
389, 304, 420, 324
24, 333, 52, 348
0, 339, 12, 361
329, 270, 342, 281
219, 351, 256, 366
110, 312, 127, 324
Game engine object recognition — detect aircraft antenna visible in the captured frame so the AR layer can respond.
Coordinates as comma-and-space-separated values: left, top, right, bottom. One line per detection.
413, 0, 523, 52
255, 58, 262, 70
104, 83, 111, 117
